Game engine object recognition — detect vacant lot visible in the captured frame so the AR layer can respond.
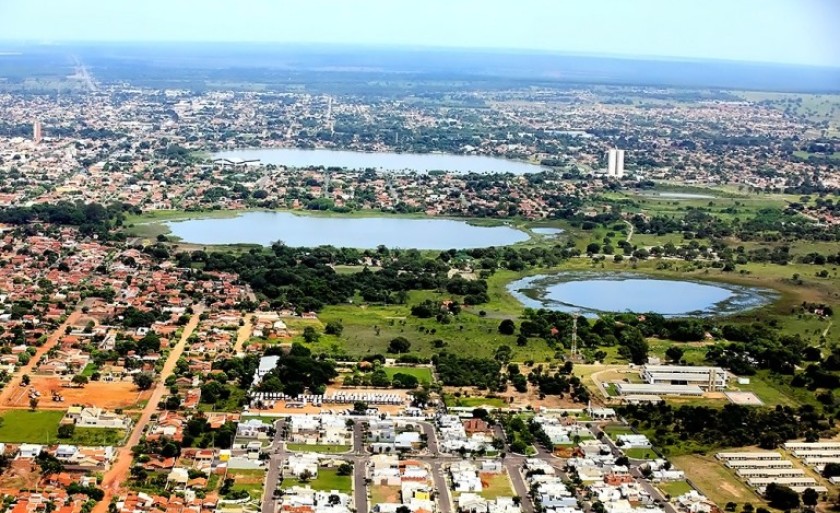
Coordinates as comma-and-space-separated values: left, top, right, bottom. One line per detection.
280, 468, 352, 492
672, 454, 761, 509
480, 472, 513, 499
66, 427, 126, 446
228, 468, 266, 500
0, 410, 64, 443
6, 377, 149, 410
371, 485, 401, 505
443, 394, 507, 409
658, 480, 694, 498
286, 443, 351, 454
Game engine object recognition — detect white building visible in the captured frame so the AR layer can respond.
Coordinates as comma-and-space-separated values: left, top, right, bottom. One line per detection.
607, 149, 625, 178
641, 365, 728, 391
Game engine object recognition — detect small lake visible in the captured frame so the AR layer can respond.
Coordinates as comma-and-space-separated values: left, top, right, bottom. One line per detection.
165, 211, 530, 249
508, 272, 776, 317
212, 148, 545, 174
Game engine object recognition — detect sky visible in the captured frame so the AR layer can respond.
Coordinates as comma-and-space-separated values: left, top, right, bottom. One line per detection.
1, 0, 839, 67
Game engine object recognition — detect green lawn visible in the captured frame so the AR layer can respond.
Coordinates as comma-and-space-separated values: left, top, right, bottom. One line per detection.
66, 428, 126, 446
383, 366, 433, 384
286, 443, 351, 454
0, 410, 64, 443
79, 363, 98, 377
603, 425, 635, 437
658, 480, 694, 498
624, 447, 656, 459
280, 468, 352, 492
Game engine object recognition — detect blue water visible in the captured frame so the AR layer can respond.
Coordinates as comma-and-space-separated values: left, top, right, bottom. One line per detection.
212, 148, 545, 174
508, 273, 775, 317
166, 211, 529, 249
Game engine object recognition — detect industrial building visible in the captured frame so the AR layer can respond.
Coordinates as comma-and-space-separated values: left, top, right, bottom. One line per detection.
783, 441, 840, 473
607, 148, 625, 178
716, 451, 783, 462
641, 365, 728, 391
724, 459, 794, 469
615, 383, 703, 396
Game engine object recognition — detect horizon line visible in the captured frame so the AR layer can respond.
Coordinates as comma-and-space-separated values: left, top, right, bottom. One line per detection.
1, 39, 839, 70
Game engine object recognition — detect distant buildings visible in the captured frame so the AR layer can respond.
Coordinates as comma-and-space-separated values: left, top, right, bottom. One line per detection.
607, 149, 625, 178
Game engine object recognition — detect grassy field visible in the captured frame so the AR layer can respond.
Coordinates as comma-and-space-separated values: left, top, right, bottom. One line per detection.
280, 468, 352, 492
443, 395, 507, 408
66, 428, 126, 446
480, 472, 514, 499
672, 454, 763, 509
228, 468, 266, 500
383, 366, 433, 384
603, 425, 635, 437
0, 410, 64, 443
657, 480, 694, 498
624, 447, 656, 460
371, 485, 401, 505
286, 443, 351, 454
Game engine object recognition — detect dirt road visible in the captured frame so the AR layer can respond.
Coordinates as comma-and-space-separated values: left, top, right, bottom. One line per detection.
234, 313, 254, 353
0, 308, 82, 407
93, 306, 204, 513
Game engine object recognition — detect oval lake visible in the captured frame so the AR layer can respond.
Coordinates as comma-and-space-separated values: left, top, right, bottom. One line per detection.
508, 272, 776, 317
212, 148, 545, 174
165, 211, 530, 249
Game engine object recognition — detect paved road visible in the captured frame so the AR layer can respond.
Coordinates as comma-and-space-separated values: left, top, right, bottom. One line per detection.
262, 419, 287, 513
93, 306, 205, 513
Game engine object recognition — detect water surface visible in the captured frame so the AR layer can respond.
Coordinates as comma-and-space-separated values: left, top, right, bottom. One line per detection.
213, 148, 545, 174
166, 211, 529, 249
508, 272, 775, 317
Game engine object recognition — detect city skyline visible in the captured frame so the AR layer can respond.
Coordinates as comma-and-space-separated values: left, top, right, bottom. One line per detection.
0, 0, 839, 67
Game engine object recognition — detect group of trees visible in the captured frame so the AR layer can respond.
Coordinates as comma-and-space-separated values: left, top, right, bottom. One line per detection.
619, 402, 835, 453
254, 343, 338, 397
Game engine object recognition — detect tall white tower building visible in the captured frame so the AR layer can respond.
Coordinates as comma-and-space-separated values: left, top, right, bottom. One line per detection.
607, 148, 625, 178
33, 120, 42, 143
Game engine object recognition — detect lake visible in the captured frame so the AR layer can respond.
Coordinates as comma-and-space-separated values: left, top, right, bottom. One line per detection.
165, 211, 530, 249
508, 272, 776, 317
212, 148, 545, 174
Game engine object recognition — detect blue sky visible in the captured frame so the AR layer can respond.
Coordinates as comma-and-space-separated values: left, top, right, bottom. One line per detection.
1, 0, 838, 67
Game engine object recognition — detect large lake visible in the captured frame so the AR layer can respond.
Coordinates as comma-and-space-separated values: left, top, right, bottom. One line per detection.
508, 272, 776, 317
212, 148, 545, 174
165, 211, 530, 249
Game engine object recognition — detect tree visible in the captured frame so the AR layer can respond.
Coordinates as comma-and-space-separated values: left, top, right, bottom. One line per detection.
337, 462, 353, 476
353, 401, 368, 414
618, 327, 649, 365
71, 375, 89, 387
29, 396, 39, 411
21, 374, 30, 386
801, 487, 819, 509
765, 483, 800, 510
665, 346, 684, 363
498, 319, 516, 335
324, 321, 344, 336
133, 372, 154, 391
302, 326, 320, 343
387, 337, 411, 354
823, 462, 840, 478
57, 423, 75, 438
299, 469, 313, 483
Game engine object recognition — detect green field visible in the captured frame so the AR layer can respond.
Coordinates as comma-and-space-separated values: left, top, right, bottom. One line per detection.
280, 468, 352, 492
66, 428, 126, 446
227, 468, 266, 500
658, 480, 694, 498
286, 443, 351, 454
383, 366, 433, 384
0, 410, 64, 443
624, 447, 656, 459
603, 425, 635, 437
479, 472, 514, 499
